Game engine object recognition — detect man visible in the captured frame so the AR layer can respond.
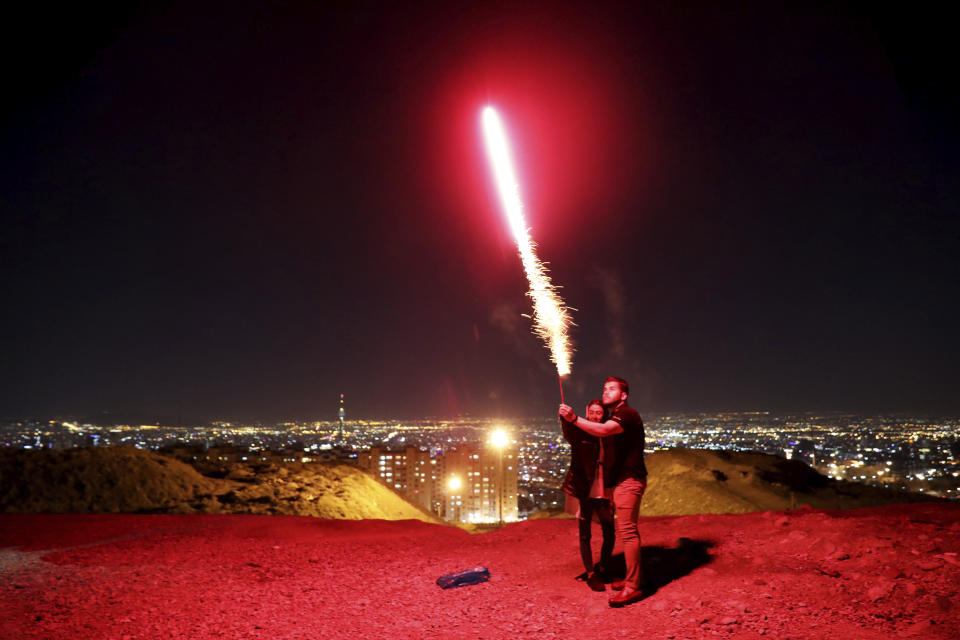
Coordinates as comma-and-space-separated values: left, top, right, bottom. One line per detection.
559, 376, 647, 607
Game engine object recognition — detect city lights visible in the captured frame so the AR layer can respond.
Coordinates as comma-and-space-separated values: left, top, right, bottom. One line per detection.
3, 411, 958, 517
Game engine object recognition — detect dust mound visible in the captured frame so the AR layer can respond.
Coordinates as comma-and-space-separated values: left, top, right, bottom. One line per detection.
0, 447, 441, 523
642, 448, 938, 516
0, 447, 217, 513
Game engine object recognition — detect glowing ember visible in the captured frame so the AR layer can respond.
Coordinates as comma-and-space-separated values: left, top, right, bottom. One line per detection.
481, 106, 574, 377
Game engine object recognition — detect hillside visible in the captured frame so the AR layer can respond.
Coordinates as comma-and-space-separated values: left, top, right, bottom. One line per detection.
0, 447, 441, 523
1, 503, 958, 639
640, 448, 937, 516
1, 446, 939, 523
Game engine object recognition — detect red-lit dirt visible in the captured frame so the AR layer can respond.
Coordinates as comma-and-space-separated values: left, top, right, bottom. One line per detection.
2, 503, 958, 639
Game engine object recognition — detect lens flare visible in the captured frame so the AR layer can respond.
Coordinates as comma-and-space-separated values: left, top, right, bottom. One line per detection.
481, 106, 574, 377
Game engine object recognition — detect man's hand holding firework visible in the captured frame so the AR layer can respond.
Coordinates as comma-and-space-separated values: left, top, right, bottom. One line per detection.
559, 404, 577, 424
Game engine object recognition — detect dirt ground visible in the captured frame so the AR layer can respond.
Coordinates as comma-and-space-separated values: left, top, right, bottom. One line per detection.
2, 503, 958, 639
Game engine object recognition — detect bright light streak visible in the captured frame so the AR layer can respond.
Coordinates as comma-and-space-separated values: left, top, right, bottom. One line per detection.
481, 106, 573, 376
491, 429, 508, 448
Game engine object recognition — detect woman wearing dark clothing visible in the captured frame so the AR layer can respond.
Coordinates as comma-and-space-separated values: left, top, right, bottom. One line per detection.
562, 399, 616, 584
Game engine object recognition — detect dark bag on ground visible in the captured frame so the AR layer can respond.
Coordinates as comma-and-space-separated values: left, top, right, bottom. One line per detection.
436, 566, 490, 589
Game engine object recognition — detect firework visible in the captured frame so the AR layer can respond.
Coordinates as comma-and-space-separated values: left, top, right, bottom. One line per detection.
481, 106, 574, 380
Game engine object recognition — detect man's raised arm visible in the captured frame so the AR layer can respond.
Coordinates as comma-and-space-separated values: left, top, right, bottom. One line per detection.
558, 404, 624, 437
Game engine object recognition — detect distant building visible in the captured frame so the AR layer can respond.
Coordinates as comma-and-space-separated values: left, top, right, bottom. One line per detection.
357, 440, 519, 523
357, 446, 441, 513
444, 443, 519, 524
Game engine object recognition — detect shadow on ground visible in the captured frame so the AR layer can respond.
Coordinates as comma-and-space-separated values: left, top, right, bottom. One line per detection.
601, 537, 714, 593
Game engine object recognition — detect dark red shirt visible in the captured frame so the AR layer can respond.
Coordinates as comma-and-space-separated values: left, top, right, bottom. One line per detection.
605, 403, 647, 485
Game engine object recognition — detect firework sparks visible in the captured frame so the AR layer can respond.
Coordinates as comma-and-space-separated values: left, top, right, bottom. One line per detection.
481, 105, 574, 377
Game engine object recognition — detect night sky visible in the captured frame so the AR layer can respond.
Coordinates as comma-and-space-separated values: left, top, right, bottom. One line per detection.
2, 2, 958, 421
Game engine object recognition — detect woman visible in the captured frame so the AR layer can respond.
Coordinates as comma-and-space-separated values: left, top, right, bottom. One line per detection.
561, 399, 615, 586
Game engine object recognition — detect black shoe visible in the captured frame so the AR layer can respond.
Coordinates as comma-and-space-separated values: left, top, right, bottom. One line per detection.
574, 571, 590, 581
586, 573, 606, 592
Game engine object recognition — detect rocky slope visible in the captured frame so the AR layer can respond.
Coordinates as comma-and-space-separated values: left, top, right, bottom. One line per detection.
2, 446, 939, 522
0, 447, 440, 522
640, 448, 937, 516
1, 503, 957, 639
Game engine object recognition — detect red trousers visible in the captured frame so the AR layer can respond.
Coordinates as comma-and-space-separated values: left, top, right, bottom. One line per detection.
613, 477, 646, 590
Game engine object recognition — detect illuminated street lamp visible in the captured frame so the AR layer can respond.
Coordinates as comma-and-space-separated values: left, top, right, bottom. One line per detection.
448, 475, 462, 522
491, 429, 508, 524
